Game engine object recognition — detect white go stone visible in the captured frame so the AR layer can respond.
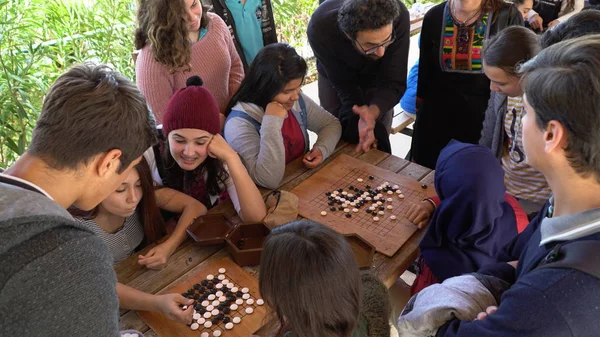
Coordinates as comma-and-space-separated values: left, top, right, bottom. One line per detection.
193, 313, 201, 320
374, 196, 380, 201
218, 268, 226, 274
393, 185, 399, 189
225, 322, 234, 330
212, 300, 219, 306
366, 197, 372, 201
206, 305, 214, 311
342, 191, 348, 196
377, 201, 383, 206
321, 211, 327, 216
232, 287, 239, 292
242, 293, 250, 300
211, 309, 219, 316
236, 299, 244, 305
256, 299, 264, 305
222, 279, 229, 285
216, 291, 224, 297
204, 321, 213, 328
182, 305, 188, 310
216, 283, 223, 289
387, 205, 393, 210
233, 317, 242, 324
206, 274, 215, 280
352, 208, 359, 213
348, 193, 354, 198
191, 323, 199, 330
357, 178, 364, 182
390, 215, 397, 220
208, 294, 216, 300
218, 274, 225, 280
197, 318, 206, 324
373, 217, 380, 222
219, 296, 227, 302
201, 300, 209, 307
213, 330, 222, 337
350, 202, 356, 207
201, 333, 210, 337
387, 198, 393, 202
246, 298, 255, 305
399, 194, 405, 199
369, 207, 376, 211
344, 208, 351, 213
242, 287, 250, 293
230, 304, 239, 310
387, 191, 394, 195
378, 211, 385, 215
203, 312, 212, 319
245, 307, 254, 314
227, 283, 234, 289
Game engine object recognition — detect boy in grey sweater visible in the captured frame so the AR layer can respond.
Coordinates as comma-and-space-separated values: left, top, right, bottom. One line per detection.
0, 64, 156, 336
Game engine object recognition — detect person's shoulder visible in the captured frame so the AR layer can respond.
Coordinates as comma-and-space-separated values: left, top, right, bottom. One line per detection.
424, 2, 447, 19
308, 0, 341, 35
207, 12, 228, 33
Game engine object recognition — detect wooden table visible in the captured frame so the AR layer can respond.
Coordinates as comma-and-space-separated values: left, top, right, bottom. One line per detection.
115, 141, 435, 336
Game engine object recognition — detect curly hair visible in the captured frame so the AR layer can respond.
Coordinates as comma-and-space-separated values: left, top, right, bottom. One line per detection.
338, 0, 401, 39
134, 0, 210, 73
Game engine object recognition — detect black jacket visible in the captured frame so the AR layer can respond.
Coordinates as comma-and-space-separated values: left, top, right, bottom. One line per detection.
210, 0, 278, 69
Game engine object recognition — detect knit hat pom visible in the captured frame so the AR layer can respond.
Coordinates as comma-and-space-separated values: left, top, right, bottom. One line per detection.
162, 76, 221, 137
186, 76, 204, 87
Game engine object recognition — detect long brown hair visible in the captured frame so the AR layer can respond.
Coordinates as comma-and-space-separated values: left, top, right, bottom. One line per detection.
69, 157, 166, 243
134, 0, 211, 73
258, 220, 362, 337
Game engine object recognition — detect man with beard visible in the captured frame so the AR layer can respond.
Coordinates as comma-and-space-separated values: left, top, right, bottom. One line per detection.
308, 0, 410, 153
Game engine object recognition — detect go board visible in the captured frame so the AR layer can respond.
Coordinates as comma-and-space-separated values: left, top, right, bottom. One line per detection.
137, 257, 267, 337
290, 154, 432, 257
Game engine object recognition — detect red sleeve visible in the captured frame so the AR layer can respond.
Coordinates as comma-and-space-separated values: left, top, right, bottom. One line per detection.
505, 193, 529, 233
427, 196, 441, 207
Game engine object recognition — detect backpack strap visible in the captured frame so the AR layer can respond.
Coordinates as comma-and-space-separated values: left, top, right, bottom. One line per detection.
225, 110, 261, 134
536, 240, 600, 279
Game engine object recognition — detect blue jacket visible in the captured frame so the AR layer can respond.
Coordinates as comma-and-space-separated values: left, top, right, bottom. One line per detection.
437, 202, 600, 337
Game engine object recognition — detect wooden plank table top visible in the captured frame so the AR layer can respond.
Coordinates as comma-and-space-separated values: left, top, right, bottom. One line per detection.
116, 141, 435, 335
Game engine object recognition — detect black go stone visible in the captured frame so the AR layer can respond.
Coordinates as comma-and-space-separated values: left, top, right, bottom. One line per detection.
337, 188, 343, 192
366, 209, 372, 214
330, 207, 336, 211
192, 293, 199, 299
194, 304, 202, 311
348, 186, 355, 190
210, 289, 217, 294
217, 304, 224, 310
223, 308, 231, 314
193, 284, 201, 290
325, 192, 331, 196
338, 206, 344, 211
181, 293, 188, 298
345, 213, 352, 218
211, 318, 220, 324
379, 206, 385, 211
217, 313, 225, 320
365, 185, 371, 189
422, 183, 428, 189
206, 283, 214, 289
223, 317, 231, 324
226, 291, 234, 297
368, 175, 374, 180
236, 291, 243, 297
199, 308, 206, 314
201, 280, 208, 286
328, 201, 334, 206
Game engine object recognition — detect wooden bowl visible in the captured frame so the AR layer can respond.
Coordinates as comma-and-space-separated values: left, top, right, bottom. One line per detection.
344, 233, 376, 269
225, 223, 271, 266
186, 213, 232, 245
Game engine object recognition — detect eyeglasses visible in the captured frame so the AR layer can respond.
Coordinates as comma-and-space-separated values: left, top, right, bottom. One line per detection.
354, 31, 395, 55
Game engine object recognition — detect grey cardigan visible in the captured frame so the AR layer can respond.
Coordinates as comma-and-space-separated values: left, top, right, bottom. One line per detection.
223, 93, 342, 189
479, 91, 507, 159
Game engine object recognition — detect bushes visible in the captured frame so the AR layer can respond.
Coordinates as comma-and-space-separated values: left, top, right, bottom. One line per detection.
0, 0, 135, 168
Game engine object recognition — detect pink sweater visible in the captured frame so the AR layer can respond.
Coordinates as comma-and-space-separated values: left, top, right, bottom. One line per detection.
135, 13, 244, 124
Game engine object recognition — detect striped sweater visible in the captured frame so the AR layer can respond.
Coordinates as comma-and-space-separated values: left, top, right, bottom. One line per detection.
135, 13, 244, 124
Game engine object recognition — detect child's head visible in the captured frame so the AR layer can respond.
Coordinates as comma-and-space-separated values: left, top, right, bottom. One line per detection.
227, 43, 307, 113
134, 0, 210, 72
259, 220, 361, 337
162, 76, 220, 172
540, 10, 600, 48
29, 63, 157, 210
519, 35, 600, 182
71, 157, 165, 242
482, 26, 540, 97
511, 0, 534, 19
